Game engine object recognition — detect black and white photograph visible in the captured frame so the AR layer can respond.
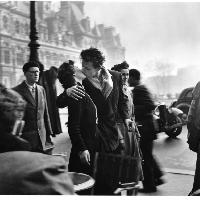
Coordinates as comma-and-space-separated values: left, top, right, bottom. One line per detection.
0, 0, 199, 197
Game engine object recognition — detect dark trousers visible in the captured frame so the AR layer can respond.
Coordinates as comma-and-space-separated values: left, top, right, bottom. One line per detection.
140, 139, 163, 189
191, 143, 200, 194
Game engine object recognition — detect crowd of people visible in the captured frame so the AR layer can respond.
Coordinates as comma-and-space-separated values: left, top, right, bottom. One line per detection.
0, 46, 199, 195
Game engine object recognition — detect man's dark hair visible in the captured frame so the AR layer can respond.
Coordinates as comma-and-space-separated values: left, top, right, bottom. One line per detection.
80, 47, 105, 68
129, 68, 141, 81
23, 61, 40, 73
111, 61, 129, 72
57, 60, 75, 89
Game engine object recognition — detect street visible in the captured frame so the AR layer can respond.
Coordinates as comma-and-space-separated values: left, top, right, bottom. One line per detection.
154, 125, 196, 174
53, 117, 197, 175
52, 120, 196, 195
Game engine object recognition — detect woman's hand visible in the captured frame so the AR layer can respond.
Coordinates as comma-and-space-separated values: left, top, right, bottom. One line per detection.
79, 150, 90, 165
124, 118, 135, 131
66, 85, 85, 100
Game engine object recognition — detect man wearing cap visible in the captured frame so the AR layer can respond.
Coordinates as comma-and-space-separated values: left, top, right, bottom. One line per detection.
13, 61, 54, 154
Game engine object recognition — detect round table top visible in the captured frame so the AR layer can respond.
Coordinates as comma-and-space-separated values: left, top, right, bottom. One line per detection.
68, 172, 95, 192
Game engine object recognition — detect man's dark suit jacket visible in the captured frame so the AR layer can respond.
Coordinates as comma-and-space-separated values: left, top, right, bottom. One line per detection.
0, 151, 74, 195
13, 81, 53, 151
132, 84, 156, 140
57, 70, 129, 152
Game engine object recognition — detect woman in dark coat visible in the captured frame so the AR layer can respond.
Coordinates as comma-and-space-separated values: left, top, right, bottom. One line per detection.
57, 60, 97, 176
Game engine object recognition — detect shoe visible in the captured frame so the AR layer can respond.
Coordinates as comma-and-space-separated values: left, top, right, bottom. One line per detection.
155, 178, 165, 186
138, 187, 157, 193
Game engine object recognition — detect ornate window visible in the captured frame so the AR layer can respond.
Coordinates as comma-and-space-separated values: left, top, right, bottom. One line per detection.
4, 50, 10, 64
16, 52, 24, 65
15, 20, 20, 34
25, 23, 29, 35
3, 15, 8, 30
16, 47, 24, 66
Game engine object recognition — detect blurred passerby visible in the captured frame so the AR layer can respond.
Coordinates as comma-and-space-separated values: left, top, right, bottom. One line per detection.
129, 68, 164, 193
187, 81, 200, 195
0, 151, 74, 195
39, 66, 62, 136
13, 61, 54, 154
0, 83, 31, 153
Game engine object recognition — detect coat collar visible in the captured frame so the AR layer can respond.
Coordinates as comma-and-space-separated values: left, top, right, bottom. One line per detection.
20, 81, 37, 106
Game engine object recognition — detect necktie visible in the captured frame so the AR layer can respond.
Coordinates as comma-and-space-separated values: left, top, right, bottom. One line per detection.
31, 87, 35, 99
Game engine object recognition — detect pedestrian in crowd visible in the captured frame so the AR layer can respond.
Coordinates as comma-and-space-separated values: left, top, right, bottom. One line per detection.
0, 151, 74, 195
0, 83, 31, 153
39, 66, 62, 137
111, 62, 143, 195
57, 47, 131, 195
57, 60, 98, 176
187, 81, 200, 195
111, 61, 137, 155
13, 61, 54, 154
129, 68, 164, 193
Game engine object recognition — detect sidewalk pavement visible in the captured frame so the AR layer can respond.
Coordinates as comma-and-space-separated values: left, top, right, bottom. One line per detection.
52, 132, 194, 196
138, 171, 194, 196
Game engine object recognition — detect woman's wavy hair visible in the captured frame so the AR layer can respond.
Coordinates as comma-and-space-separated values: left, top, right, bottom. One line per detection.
111, 61, 129, 72
80, 47, 105, 68
57, 60, 75, 89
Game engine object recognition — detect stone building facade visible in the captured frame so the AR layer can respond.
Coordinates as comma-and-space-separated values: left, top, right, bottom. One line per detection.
0, 1, 125, 88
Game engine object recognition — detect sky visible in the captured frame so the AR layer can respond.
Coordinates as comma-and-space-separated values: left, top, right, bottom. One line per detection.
84, 1, 200, 77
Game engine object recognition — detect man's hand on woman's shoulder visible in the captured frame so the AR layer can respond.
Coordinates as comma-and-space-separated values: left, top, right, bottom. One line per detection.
66, 85, 85, 101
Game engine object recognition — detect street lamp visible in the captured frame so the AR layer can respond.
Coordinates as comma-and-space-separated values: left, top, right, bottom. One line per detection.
28, 1, 40, 62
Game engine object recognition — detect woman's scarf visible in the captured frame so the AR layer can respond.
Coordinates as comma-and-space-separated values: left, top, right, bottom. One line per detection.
88, 67, 113, 99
